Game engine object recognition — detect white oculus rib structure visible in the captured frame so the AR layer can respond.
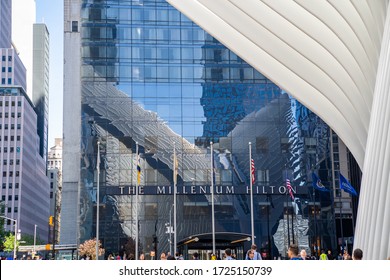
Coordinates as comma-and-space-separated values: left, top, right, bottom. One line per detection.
167, 0, 390, 259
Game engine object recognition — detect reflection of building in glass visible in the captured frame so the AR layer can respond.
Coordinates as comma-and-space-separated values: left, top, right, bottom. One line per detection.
63, 0, 355, 259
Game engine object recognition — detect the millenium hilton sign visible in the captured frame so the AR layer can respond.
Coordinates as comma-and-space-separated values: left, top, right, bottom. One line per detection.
105, 185, 306, 196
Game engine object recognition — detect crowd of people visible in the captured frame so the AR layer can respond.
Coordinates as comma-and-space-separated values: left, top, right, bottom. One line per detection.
101, 243, 368, 261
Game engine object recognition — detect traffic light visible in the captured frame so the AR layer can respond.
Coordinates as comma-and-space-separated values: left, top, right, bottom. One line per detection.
49, 216, 54, 226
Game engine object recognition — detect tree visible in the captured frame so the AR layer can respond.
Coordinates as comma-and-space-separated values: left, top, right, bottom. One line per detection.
3, 233, 20, 252
0, 202, 6, 250
78, 238, 105, 260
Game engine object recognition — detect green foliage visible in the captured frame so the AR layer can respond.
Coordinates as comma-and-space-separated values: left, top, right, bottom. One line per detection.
3, 233, 20, 252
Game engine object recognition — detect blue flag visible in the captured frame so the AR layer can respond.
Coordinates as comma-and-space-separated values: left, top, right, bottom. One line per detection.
311, 173, 329, 192
339, 173, 358, 196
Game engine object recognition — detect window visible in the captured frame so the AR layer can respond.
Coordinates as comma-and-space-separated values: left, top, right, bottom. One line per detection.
1, 195, 5, 201
2, 55, 5, 61
257, 169, 269, 185
1, 67, 5, 72
1, 78, 5, 84
17, 124, 21, 129
72, 21, 78, 32
50, 173, 54, 179
15, 171, 19, 177
5, 112, 8, 118
17, 101, 21, 107
2, 183, 6, 189
8, 183, 12, 189
8, 56, 12, 61
17, 136, 20, 141
8, 195, 12, 201
14, 207, 18, 213
16, 159, 20, 165
8, 67, 11, 72
3, 160, 6, 165
7, 207, 11, 213
256, 137, 269, 154
15, 183, 19, 189
8, 78, 12, 84
281, 138, 290, 153
50, 192, 53, 199
14, 195, 18, 201
10, 159, 13, 165
11, 113, 14, 118
50, 182, 54, 189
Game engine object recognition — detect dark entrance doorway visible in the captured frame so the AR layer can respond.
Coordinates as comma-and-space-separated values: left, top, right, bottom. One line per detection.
177, 232, 252, 260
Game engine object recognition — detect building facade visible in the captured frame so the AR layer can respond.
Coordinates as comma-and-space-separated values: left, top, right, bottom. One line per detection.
47, 138, 63, 244
33, 23, 50, 163
63, 0, 355, 259
0, 87, 50, 241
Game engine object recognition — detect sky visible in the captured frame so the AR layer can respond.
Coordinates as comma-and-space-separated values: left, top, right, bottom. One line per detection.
36, 0, 64, 148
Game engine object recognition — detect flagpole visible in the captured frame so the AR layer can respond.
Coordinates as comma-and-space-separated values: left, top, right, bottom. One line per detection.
135, 142, 139, 260
329, 129, 340, 251
96, 141, 100, 260
211, 141, 216, 255
249, 142, 255, 245
173, 142, 177, 256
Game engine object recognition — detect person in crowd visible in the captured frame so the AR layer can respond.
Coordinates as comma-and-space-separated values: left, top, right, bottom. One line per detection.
192, 252, 200, 260
160, 252, 167, 260
320, 249, 328, 260
139, 253, 145, 260
327, 249, 334, 260
287, 244, 302, 260
245, 244, 262, 260
224, 248, 234, 260
246, 249, 255, 260
300, 249, 308, 260
352, 248, 363, 260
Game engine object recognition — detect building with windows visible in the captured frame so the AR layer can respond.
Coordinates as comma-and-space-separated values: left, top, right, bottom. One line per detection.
0, 0, 50, 242
33, 23, 50, 163
62, 0, 356, 259
47, 138, 63, 244
0, 87, 50, 241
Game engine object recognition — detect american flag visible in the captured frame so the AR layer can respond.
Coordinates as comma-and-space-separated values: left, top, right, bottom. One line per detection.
251, 158, 255, 185
286, 178, 295, 200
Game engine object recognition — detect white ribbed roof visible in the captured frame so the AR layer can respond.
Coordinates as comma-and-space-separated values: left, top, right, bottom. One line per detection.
167, 0, 389, 168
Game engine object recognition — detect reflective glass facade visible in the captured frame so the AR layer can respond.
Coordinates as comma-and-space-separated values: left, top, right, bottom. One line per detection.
79, 0, 337, 259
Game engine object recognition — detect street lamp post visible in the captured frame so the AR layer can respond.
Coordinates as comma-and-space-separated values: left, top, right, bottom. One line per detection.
33, 224, 37, 257
0, 216, 18, 259
96, 141, 100, 260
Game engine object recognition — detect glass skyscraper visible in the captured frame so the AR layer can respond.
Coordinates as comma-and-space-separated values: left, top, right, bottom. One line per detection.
63, 0, 342, 259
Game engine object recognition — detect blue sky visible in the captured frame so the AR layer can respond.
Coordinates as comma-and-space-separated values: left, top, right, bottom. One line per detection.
36, 0, 63, 147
